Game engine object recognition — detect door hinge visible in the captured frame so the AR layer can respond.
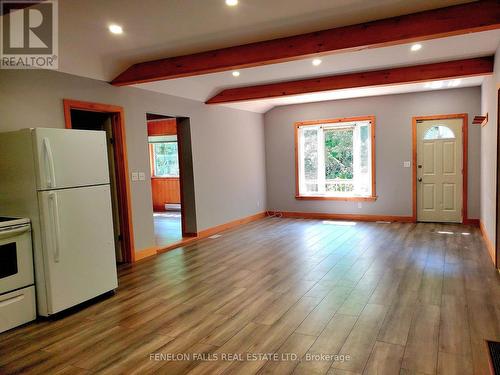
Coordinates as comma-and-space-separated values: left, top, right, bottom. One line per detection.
117, 234, 123, 241
109, 137, 115, 145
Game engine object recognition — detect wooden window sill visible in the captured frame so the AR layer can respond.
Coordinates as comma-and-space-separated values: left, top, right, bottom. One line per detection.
151, 176, 180, 180
295, 195, 378, 201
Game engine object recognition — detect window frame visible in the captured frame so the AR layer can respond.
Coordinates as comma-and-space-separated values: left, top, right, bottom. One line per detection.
149, 141, 180, 179
294, 115, 377, 201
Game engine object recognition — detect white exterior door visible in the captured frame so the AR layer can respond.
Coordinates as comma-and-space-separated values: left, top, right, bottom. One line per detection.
38, 184, 117, 314
33, 128, 110, 191
416, 118, 463, 223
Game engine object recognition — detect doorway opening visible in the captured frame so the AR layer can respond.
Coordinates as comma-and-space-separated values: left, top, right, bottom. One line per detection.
63, 99, 134, 263
412, 113, 468, 223
146, 113, 197, 248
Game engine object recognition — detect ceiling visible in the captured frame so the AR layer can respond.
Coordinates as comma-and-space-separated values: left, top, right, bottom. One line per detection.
57, 0, 473, 81
49, 0, 498, 112
134, 30, 500, 112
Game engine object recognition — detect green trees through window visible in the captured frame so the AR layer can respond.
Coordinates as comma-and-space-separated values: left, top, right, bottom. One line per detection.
153, 142, 179, 177
324, 128, 353, 180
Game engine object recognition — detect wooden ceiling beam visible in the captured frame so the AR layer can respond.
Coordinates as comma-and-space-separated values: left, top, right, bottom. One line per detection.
205, 57, 494, 104
111, 0, 500, 86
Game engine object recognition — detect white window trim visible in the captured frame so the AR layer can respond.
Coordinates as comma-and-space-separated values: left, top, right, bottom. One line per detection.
295, 117, 376, 201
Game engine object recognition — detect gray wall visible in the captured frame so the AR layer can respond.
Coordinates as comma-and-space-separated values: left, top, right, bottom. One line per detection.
480, 44, 499, 255
264, 87, 481, 218
0, 70, 267, 253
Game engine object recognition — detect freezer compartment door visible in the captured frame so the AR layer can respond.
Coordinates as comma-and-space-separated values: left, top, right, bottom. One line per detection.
38, 185, 118, 315
33, 128, 110, 190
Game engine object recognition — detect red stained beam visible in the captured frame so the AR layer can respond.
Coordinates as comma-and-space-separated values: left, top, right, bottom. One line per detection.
111, 0, 500, 86
205, 57, 494, 104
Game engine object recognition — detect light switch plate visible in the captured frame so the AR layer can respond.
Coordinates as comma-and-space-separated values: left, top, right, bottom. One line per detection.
138, 172, 146, 181
131, 172, 139, 181
403, 161, 411, 168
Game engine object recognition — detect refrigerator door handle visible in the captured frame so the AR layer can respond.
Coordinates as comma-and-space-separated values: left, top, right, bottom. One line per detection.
43, 137, 57, 188
49, 192, 62, 263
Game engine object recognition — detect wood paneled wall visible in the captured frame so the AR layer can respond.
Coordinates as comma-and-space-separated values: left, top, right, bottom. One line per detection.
148, 119, 180, 211
147, 118, 177, 136
151, 177, 180, 210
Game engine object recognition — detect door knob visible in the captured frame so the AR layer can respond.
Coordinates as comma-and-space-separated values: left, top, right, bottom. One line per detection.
418, 178, 422, 182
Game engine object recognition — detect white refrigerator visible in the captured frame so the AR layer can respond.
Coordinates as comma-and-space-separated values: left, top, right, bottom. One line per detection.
0, 128, 118, 316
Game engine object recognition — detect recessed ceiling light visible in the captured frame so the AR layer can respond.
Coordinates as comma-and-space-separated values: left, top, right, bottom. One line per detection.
312, 58, 322, 66
232, 71, 240, 77
108, 24, 123, 35
411, 43, 422, 52
226, 0, 238, 6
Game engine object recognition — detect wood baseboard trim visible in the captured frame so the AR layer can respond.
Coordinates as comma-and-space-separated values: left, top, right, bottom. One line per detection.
463, 218, 480, 226
134, 246, 160, 261
197, 212, 267, 238
156, 237, 199, 254
479, 220, 496, 267
274, 211, 414, 223
156, 211, 267, 255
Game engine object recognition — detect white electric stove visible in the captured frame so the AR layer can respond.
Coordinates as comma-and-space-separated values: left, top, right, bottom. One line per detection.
0, 217, 36, 333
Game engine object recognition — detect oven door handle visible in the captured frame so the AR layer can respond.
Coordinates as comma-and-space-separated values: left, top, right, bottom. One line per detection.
0, 226, 30, 240
0, 294, 24, 308
49, 192, 62, 263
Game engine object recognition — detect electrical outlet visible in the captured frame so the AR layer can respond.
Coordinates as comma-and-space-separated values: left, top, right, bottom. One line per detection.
257, 200, 260, 208
138, 172, 146, 181
131, 172, 139, 181
403, 161, 411, 168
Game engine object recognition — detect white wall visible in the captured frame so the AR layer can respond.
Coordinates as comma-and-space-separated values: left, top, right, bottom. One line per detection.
480, 44, 500, 262
0, 67, 492, 260
0, 70, 267, 253
264, 87, 481, 218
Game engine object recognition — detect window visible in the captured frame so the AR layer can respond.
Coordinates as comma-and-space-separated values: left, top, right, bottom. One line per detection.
423, 125, 455, 140
150, 141, 179, 177
295, 116, 376, 200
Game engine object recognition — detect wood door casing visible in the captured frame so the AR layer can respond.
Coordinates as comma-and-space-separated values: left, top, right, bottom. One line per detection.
102, 118, 123, 262
63, 99, 135, 263
416, 118, 463, 223
412, 114, 468, 224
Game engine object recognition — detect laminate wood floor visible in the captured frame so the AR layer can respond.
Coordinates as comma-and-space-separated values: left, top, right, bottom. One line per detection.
154, 212, 183, 246
1, 218, 499, 375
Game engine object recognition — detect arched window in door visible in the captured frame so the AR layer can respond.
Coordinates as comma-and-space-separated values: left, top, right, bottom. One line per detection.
423, 125, 455, 140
